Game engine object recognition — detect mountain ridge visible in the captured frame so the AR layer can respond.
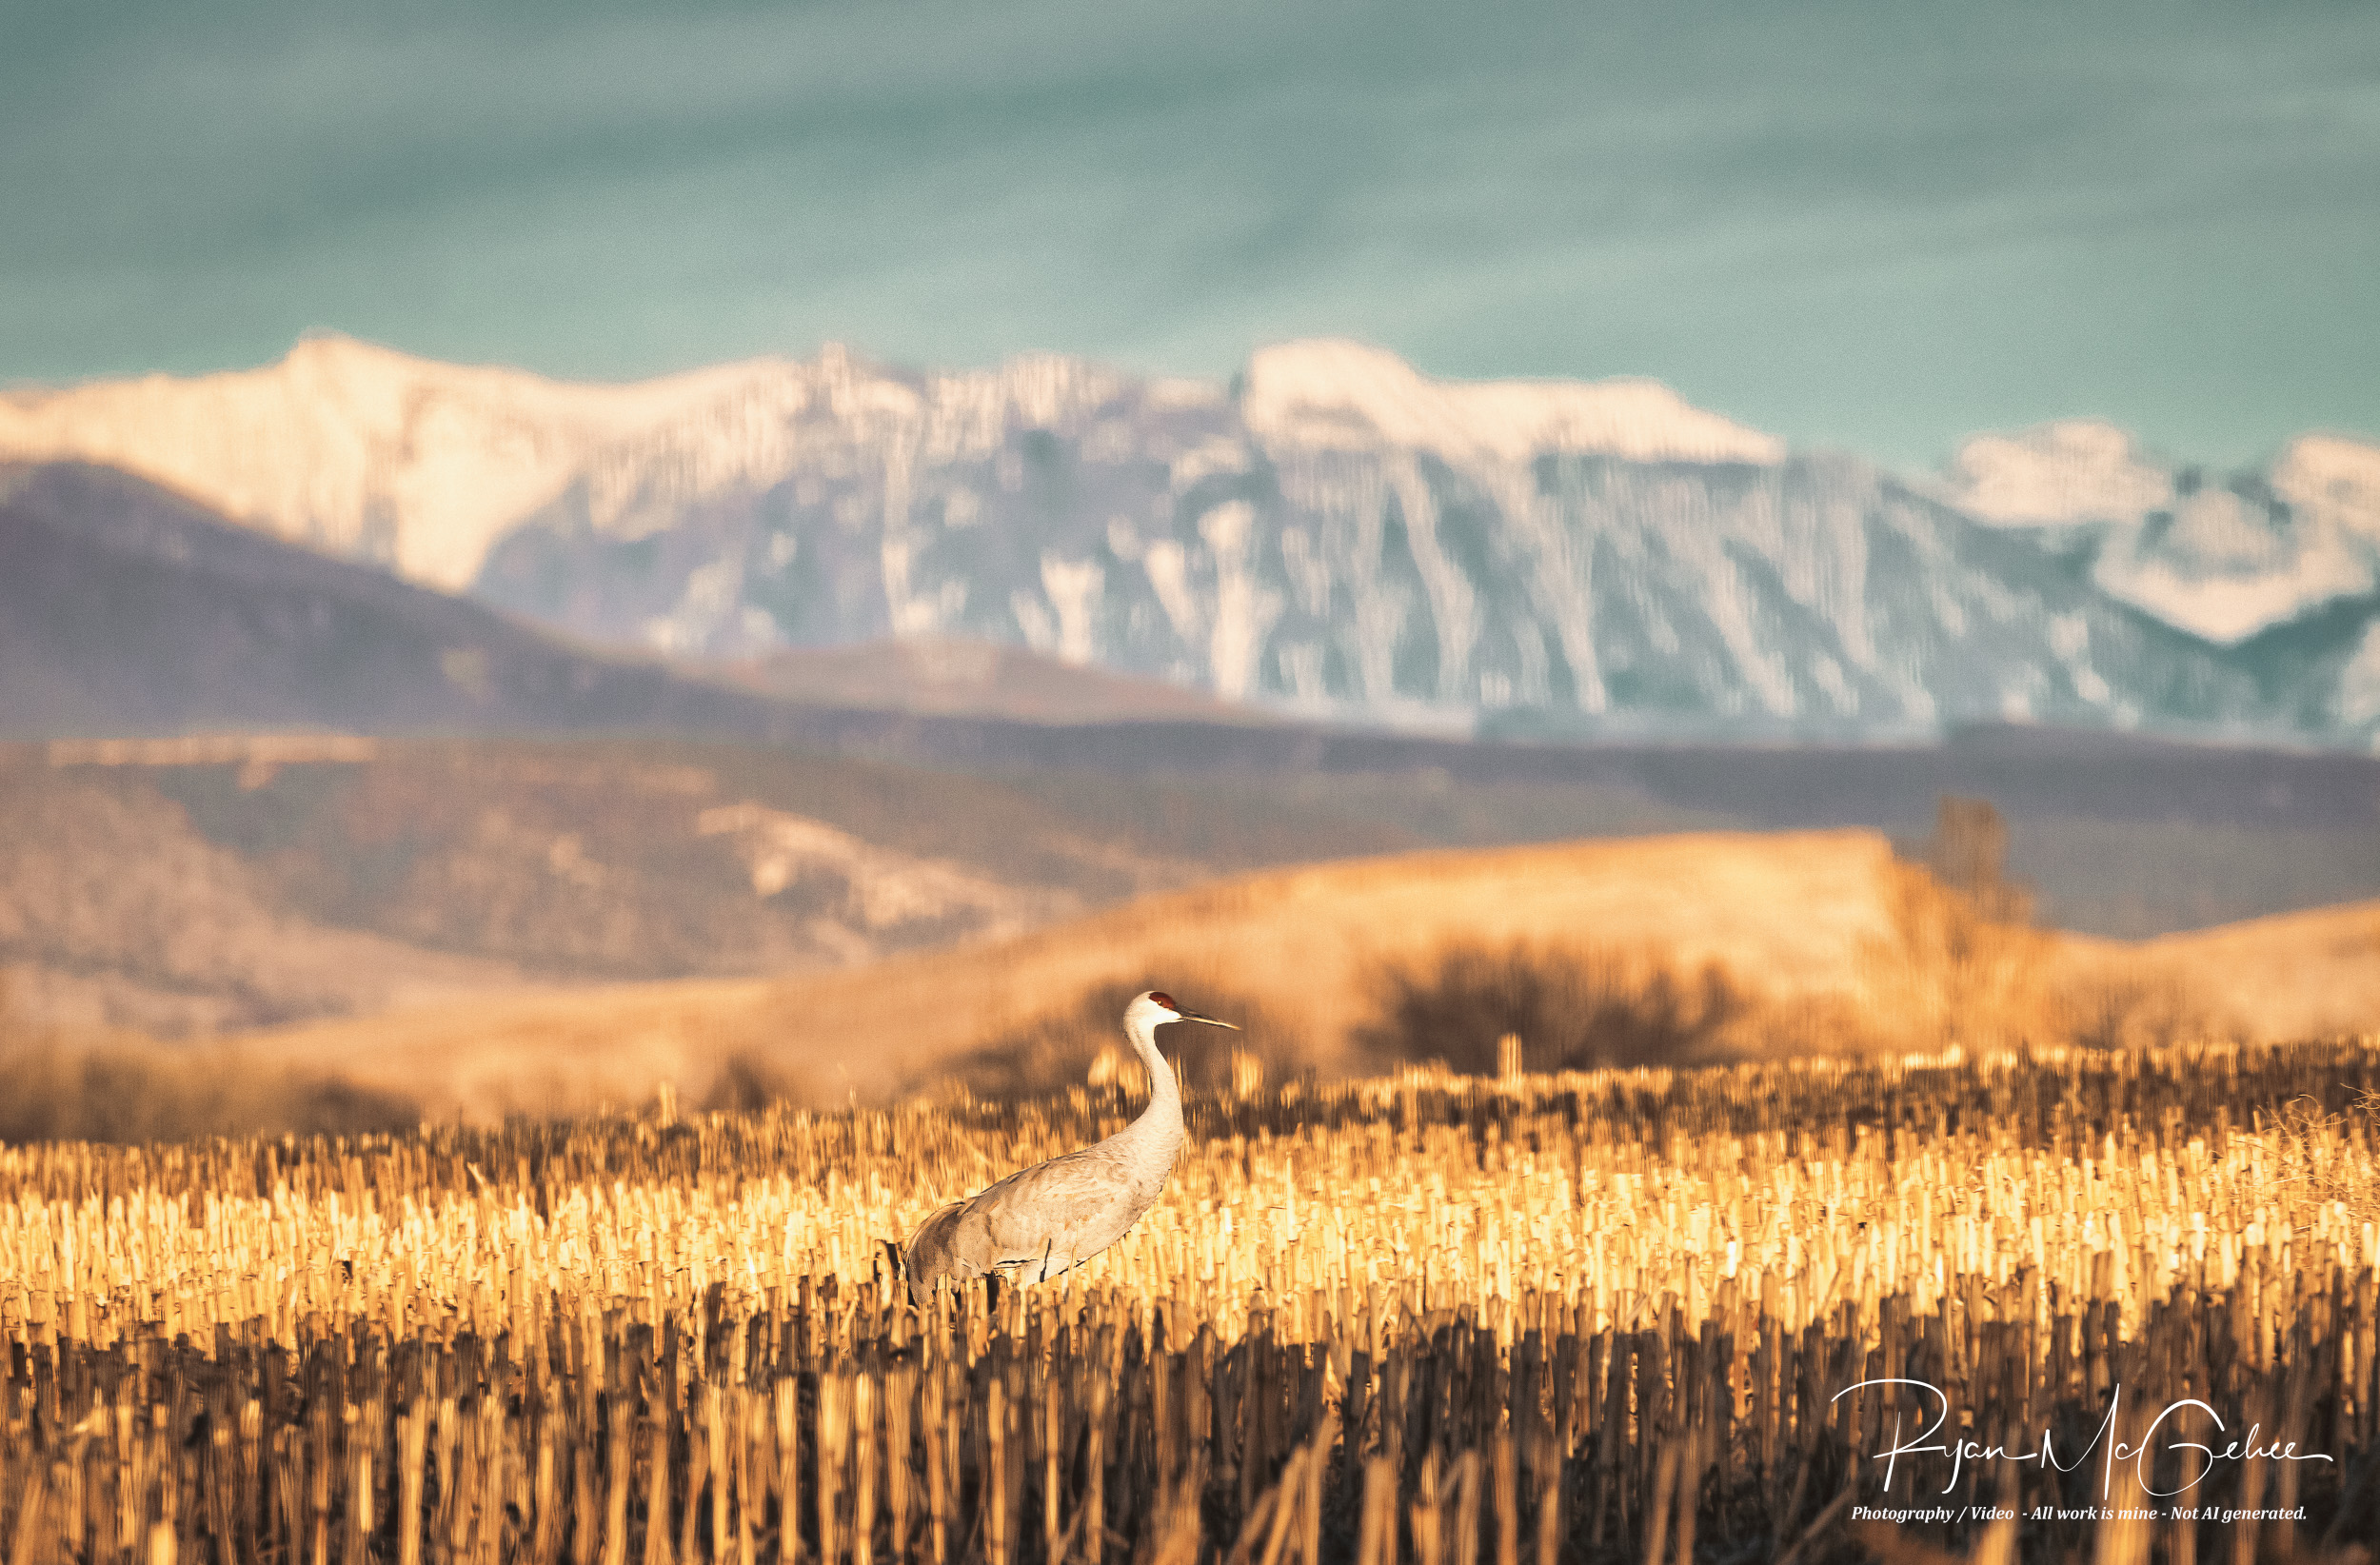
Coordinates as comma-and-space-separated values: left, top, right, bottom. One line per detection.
7, 336, 2377, 745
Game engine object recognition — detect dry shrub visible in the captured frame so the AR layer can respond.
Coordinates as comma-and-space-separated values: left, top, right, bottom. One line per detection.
0, 979, 419, 1145
1862, 798, 2240, 1054
2271, 1091, 2380, 1228
701, 1050, 826, 1113
1860, 798, 2065, 1052
1735, 992, 1883, 1060
2053, 963, 2231, 1051
1860, 857, 2064, 1051
1354, 940, 1752, 1076
930, 975, 1292, 1101
703, 1051, 788, 1113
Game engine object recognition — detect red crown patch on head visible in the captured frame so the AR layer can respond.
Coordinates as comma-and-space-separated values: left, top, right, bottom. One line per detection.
1149, 993, 1179, 1010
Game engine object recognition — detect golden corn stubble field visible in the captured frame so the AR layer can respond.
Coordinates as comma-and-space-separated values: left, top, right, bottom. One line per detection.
2, 1042, 2378, 1565
227, 830, 2380, 1123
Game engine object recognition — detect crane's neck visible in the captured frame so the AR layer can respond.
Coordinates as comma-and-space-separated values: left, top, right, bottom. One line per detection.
1122, 1011, 1185, 1158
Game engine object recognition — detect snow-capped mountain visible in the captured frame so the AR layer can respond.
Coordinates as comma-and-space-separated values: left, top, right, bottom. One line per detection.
1938, 421, 2380, 646
0, 335, 803, 591
7, 334, 2377, 743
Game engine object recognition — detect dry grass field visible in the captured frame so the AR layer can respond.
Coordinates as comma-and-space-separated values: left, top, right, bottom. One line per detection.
2, 1040, 2377, 1565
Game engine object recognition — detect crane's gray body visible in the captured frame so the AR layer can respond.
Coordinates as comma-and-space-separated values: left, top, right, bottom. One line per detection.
903, 992, 1221, 1291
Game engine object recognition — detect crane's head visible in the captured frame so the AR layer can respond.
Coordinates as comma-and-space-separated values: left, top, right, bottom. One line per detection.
1127, 990, 1238, 1035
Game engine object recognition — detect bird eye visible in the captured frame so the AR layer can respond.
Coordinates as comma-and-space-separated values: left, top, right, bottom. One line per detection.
1149, 992, 1178, 1010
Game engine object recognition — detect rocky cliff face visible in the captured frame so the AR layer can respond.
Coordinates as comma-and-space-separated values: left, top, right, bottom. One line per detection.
8, 334, 2375, 743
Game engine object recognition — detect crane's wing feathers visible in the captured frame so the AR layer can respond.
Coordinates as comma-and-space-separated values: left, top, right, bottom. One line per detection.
902, 1146, 1146, 1293
974, 1147, 1137, 1258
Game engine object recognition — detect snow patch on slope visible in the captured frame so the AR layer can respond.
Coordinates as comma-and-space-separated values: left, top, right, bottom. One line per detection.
693, 802, 1042, 933
2338, 624, 2380, 733
2092, 487, 2365, 644
2272, 434, 2380, 550
1942, 420, 2171, 526
1240, 340, 1784, 466
1944, 422, 2380, 644
2093, 433, 2380, 644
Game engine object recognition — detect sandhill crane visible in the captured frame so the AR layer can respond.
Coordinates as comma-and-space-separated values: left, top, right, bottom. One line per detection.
902, 990, 1235, 1296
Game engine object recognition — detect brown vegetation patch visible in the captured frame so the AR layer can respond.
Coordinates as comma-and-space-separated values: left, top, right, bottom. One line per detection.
0, 998, 418, 1144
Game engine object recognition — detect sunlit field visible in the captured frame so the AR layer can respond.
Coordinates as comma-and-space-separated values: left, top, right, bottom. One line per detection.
3, 1042, 2377, 1565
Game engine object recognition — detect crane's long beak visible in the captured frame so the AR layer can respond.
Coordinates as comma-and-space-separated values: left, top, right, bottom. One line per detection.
1175, 1009, 1238, 1030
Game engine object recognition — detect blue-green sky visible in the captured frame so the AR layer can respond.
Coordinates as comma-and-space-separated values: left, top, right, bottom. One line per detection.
3, 0, 2373, 468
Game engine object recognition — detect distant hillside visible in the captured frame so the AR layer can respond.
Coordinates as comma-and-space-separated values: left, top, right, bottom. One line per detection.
0, 735, 1419, 1034
3, 719, 2376, 1040
715, 637, 1266, 725
2132, 899, 2380, 1043
232, 829, 2380, 1123
0, 461, 802, 739
0, 748, 528, 1036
